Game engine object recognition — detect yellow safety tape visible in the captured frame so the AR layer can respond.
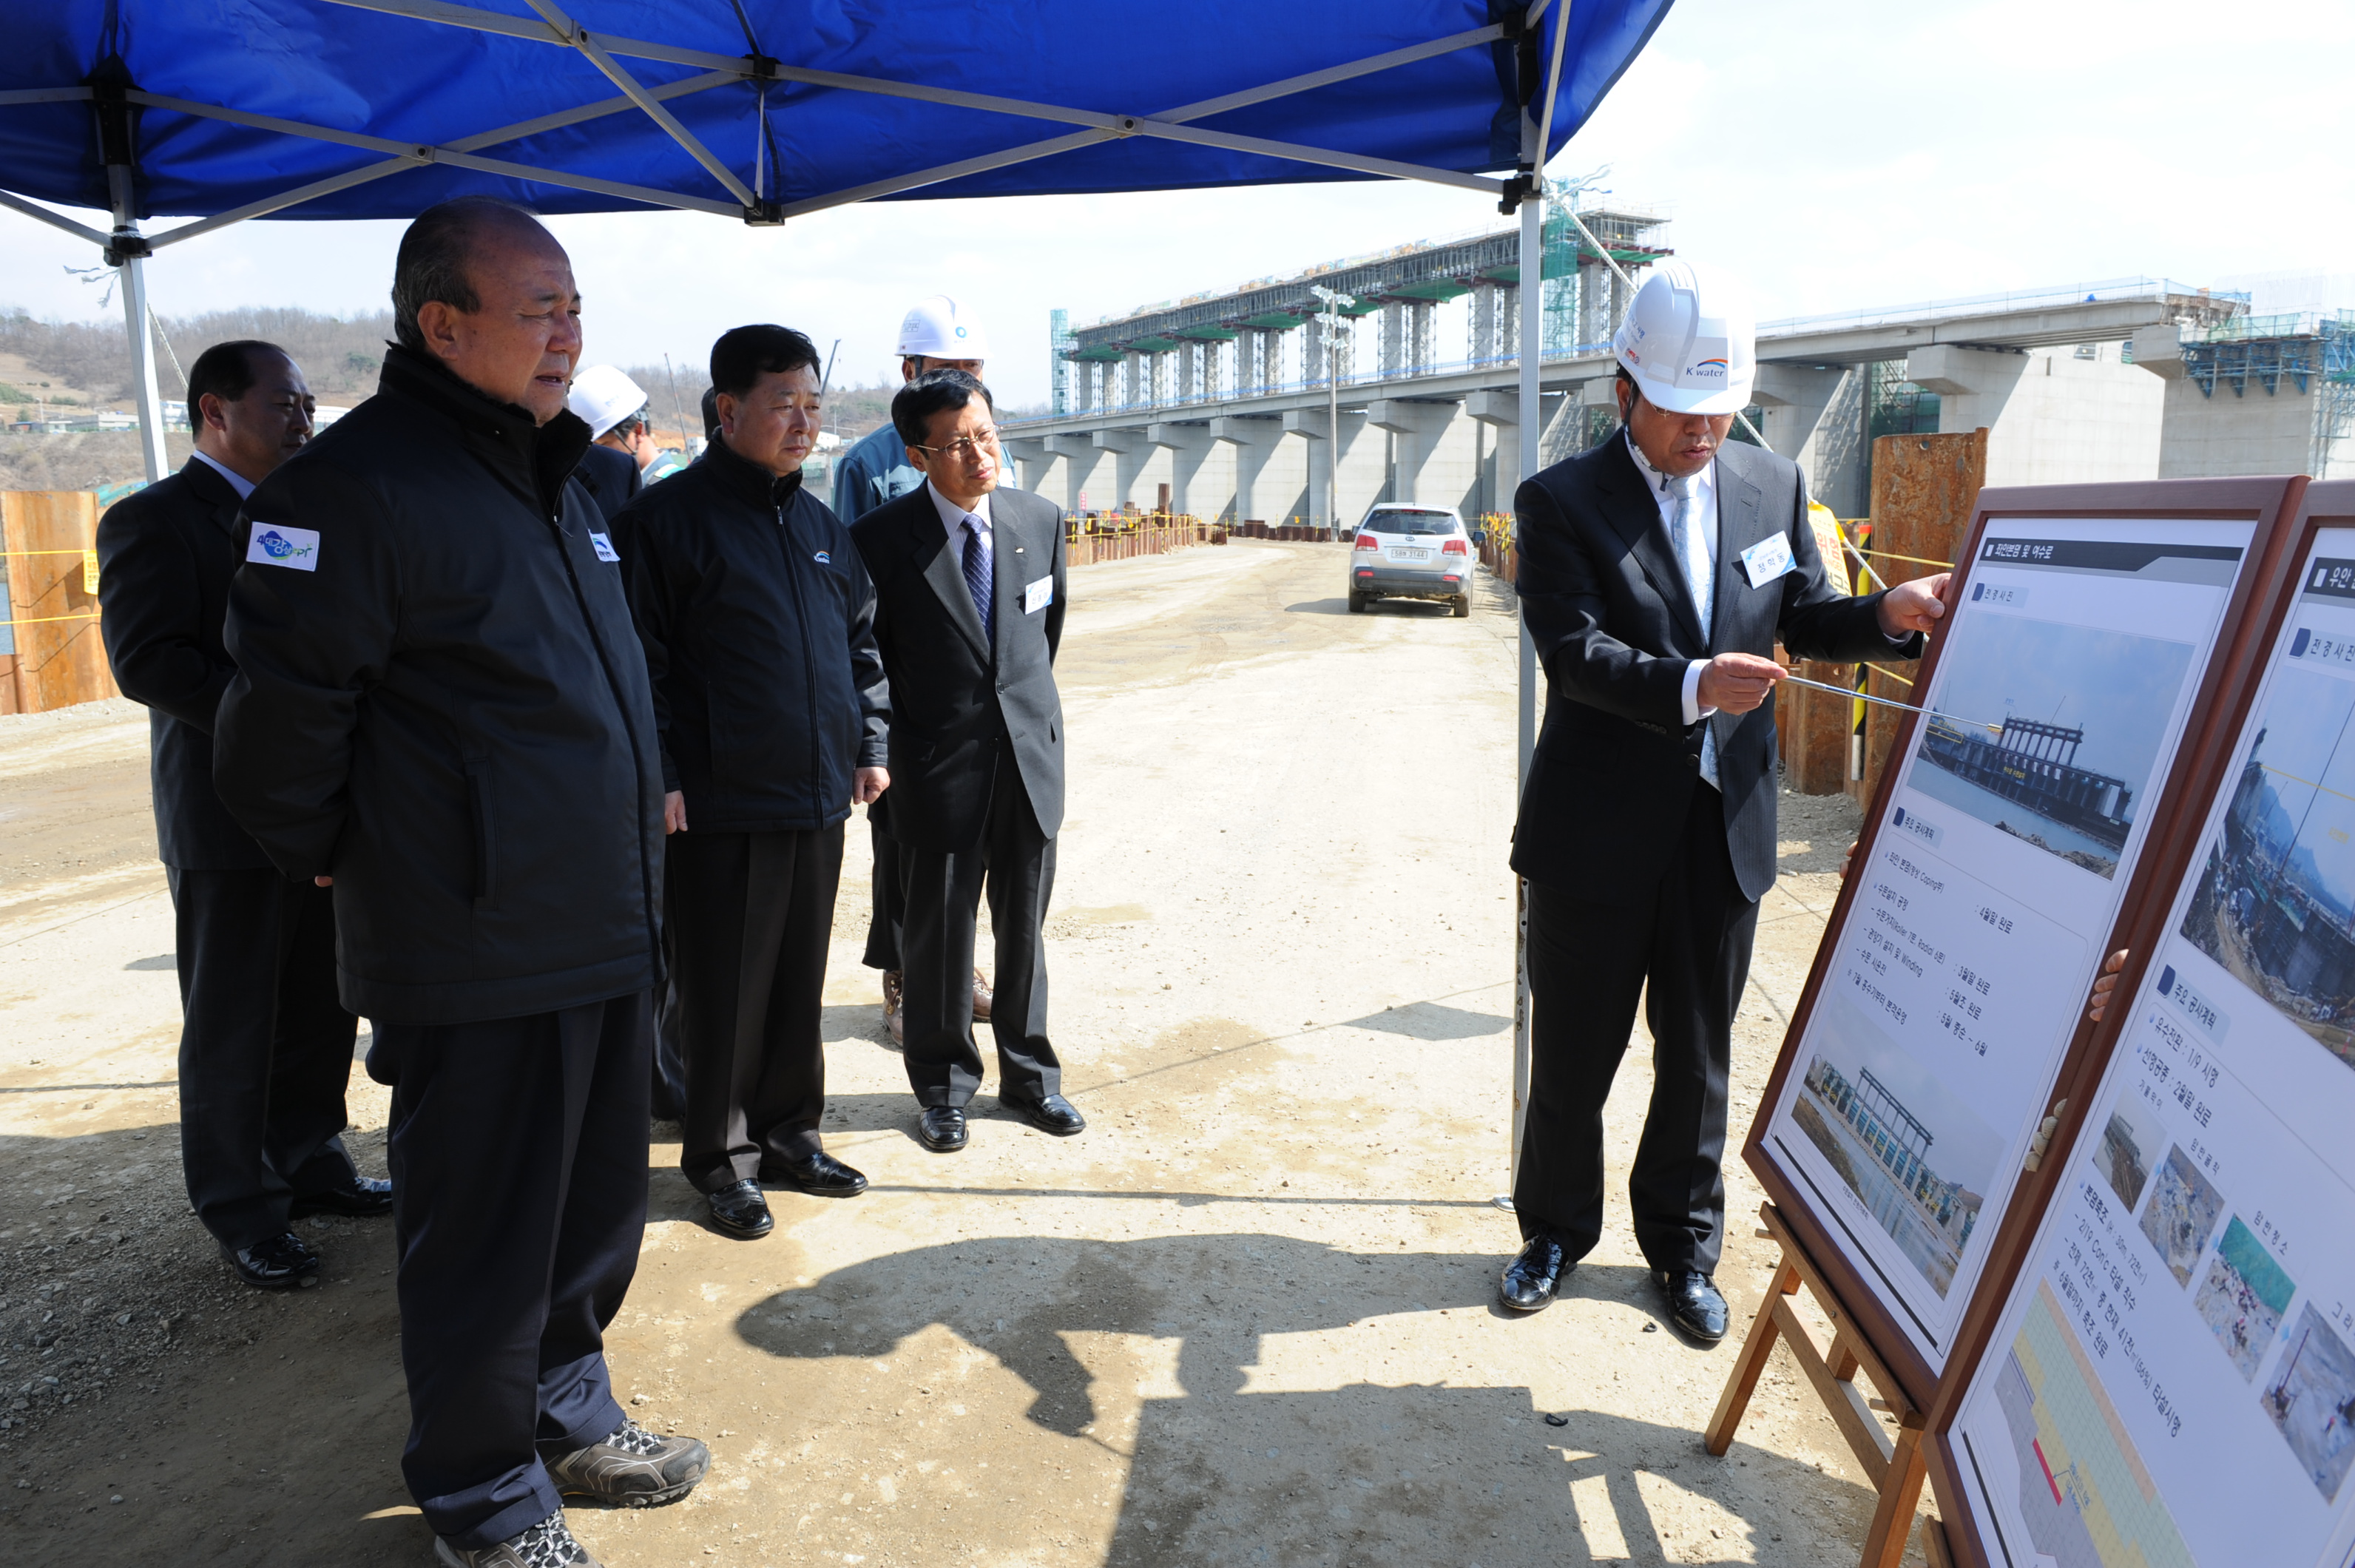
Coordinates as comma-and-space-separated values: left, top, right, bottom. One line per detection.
0, 612, 100, 629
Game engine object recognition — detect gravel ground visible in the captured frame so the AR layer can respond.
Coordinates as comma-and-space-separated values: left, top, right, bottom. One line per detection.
0, 545, 1938, 1567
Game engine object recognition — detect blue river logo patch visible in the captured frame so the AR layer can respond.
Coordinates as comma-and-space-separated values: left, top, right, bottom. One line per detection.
245, 521, 320, 571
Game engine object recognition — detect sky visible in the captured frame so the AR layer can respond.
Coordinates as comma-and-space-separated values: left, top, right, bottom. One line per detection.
4, 0, 2354, 407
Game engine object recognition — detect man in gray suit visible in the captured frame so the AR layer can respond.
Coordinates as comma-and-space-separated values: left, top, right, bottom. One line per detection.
1497, 262, 1950, 1341
850, 371, 1084, 1153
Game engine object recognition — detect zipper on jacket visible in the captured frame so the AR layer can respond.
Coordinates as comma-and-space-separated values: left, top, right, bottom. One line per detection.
776, 501, 825, 818
547, 506, 662, 973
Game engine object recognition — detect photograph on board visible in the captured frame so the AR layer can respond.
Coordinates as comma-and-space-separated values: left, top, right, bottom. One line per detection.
1907, 615, 2196, 879
2263, 1305, 2355, 1504
1790, 995, 2001, 1297
2195, 1216, 2297, 1382
2180, 663, 2355, 1071
2136, 1143, 2226, 1288
2096, 1102, 2160, 1213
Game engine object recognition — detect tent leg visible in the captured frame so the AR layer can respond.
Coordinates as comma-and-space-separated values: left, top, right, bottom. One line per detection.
118, 249, 168, 484
1503, 129, 1544, 1209
109, 170, 169, 485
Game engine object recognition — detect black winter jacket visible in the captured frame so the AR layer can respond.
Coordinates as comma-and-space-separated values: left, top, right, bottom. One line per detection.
214, 346, 666, 1026
614, 438, 888, 834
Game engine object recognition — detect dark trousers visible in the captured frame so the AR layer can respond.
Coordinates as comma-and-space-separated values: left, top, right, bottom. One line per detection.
667, 825, 842, 1192
899, 746, 1059, 1107
1514, 784, 1758, 1275
650, 917, 689, 1121
862, 812, 905, 973
166, 866, 359, 1251
368, 991, 650, 1547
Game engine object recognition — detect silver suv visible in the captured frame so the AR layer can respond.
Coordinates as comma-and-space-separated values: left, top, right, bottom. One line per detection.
1347, 504, 1473, 616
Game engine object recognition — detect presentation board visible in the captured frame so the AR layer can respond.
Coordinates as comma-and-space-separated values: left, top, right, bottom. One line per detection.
1746, 481, 2305, 1408
1936, 486, 2355, 1568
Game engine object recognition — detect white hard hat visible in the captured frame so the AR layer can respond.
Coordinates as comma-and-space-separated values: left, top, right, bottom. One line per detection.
896, 296, 989, 360
568, 365, 649, 439
1612, 260, 1754, 416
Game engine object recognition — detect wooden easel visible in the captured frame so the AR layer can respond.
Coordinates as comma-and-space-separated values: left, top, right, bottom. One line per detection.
1705, 1203, 1952, 1568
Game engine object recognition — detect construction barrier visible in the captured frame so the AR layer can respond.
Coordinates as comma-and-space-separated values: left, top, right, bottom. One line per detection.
1061, 510, 1212, 566
0, 490, 118, 716
1474, 512, 1515, 582
1223, 518, 1339, 542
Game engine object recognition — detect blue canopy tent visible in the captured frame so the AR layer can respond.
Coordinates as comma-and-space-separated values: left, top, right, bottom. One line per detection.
0, 0, 1672, 1192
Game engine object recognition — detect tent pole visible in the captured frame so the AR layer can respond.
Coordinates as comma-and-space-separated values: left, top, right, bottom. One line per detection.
1503, 0, 1569, 1212
109, 167, 169, 485
1504, 184, 1538, 1210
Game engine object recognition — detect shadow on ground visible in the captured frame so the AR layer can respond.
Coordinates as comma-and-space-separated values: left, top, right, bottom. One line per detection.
1345, 1001, 1510, 1041
1285, 598, 1458, 618
737, 1234, 1866, 1565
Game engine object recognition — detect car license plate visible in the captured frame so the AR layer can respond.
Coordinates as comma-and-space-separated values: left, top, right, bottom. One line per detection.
1388, 547, 1432, 562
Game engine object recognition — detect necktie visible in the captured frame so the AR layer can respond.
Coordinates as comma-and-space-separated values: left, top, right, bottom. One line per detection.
962, 516, 993, 645
1665, 473, 1720, 788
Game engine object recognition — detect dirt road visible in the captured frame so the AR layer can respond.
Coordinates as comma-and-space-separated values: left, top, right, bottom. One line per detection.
0, 539, 1930, 1566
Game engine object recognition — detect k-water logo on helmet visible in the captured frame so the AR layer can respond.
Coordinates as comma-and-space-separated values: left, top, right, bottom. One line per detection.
245, 521, 321, 571
1689, 357, 1729, 379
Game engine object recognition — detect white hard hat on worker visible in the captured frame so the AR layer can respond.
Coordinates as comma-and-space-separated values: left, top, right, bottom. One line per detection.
567, 364, 649, 439
896, 296, 990, 363
1612, 260, 1754, 416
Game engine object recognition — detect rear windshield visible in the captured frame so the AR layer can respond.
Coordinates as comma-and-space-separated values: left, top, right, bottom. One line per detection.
1361, 510, 1456, 536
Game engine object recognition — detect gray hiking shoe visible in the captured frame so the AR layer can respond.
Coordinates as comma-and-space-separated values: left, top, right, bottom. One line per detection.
544, 1417, 710, 1507
432, 1510, 598, 1567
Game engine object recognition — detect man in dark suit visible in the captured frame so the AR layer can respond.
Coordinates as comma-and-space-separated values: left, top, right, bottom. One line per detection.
851, 370, 1085, 1153
95, 338, 388, 1291
1499, 262, 1950, 1341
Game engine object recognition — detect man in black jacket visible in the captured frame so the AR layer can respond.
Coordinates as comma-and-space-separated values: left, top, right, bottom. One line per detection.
1497, 261, 1948, 1343
95, 337, 388, 1292
852, 371, 1084, 1154
214, 197, 706, 1568
615, 323, 889, 1241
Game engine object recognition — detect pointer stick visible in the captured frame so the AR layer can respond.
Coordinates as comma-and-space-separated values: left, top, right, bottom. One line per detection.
1778, 672, 2002, 734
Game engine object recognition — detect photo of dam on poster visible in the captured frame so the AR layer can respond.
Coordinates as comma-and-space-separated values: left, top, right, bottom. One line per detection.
1762, 518, 2254, 1372
1946, 533, 2355, 1568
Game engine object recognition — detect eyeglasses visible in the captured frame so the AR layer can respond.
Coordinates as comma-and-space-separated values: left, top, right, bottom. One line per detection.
910, 427, 999, 461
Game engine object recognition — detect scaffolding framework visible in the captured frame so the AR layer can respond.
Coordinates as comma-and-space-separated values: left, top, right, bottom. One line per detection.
2183, 311, 2355, 474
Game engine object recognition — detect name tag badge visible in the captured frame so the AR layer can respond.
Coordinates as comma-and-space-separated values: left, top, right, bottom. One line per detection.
1024, 574, 1053, 615
588, 531, 621, 564
246, 521, 320, 571
1739, 532, 1796, 588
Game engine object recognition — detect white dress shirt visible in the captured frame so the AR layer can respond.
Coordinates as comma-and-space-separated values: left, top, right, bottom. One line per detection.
1624, 433, 1719, 729
927, 480, 994, 561
190, 448, 257, 502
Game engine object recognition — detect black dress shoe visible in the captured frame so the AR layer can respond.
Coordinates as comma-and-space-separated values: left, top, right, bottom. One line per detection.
760, 1151, 868, 1197
918, 1105, 968, 1152
704, 1178, 773, 1240
289, 1175, 393, 1218
1499, 1231, 1570, 1313
1001, 1092, 1086, 1136
1659, 1269, 1729, 1343
223, 1231, 322, 1289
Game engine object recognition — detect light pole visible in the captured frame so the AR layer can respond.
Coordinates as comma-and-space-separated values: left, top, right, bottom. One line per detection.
1309, 285, 1355, 538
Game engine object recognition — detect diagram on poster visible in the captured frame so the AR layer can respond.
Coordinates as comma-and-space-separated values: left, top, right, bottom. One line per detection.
1759, 521, 2255, 1372
1947, 534, 2355, 1568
